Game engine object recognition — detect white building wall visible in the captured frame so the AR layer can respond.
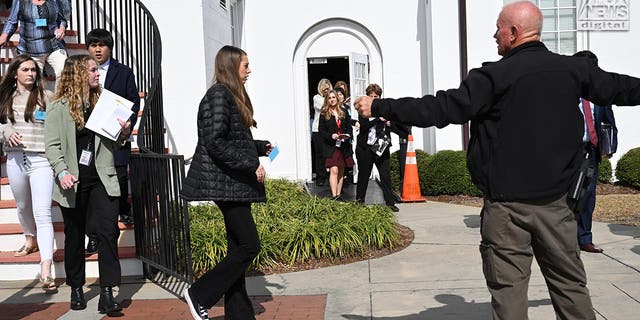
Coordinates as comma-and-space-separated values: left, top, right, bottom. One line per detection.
242, 0, 430, 179
139, 0, 210, 157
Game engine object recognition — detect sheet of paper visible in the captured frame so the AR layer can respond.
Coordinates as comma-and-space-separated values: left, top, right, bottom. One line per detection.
85, 88, 134, 141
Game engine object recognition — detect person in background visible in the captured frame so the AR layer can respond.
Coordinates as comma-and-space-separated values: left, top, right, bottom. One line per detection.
45, 54, 131, 314
355, 2, 640, 318
318, 89, 354, 200
312, 78, 332, 186
355, 83, 400, 212
181, 45, 272, 320
572, 50, 618, 254
84, 28, 140, 255
0, 0, 71, 84
334, 80, 350, 106
0, 54, 56, 292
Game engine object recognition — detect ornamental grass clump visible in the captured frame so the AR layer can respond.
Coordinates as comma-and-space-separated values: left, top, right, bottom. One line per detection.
188, 179, 401, 276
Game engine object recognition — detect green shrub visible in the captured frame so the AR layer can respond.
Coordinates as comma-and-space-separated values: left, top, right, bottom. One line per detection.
616, 147, 640, 189
598, 157, 613, 184
424, 150, 481, 196
188, 179, 401, 277
390, 149, 431, 192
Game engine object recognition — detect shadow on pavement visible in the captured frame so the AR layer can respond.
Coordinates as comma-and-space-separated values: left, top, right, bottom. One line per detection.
463, 215, 480, 229
607, 224, 640, 238
342, 294, 551, 320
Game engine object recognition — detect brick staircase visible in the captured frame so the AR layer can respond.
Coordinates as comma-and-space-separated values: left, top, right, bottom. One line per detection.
0, 10, 146, 281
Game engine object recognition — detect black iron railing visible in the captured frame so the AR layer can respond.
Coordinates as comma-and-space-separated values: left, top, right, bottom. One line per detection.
129, 153, 193, 286
69, 1, 193, 288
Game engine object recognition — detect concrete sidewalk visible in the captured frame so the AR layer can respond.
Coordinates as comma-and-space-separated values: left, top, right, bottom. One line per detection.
1, 201, 639, 319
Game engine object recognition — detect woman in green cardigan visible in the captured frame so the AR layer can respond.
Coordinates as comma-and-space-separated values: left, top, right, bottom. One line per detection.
44, 54, 131, 315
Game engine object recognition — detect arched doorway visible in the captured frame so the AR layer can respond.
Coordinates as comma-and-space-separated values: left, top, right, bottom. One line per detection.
291, 18, 383, 181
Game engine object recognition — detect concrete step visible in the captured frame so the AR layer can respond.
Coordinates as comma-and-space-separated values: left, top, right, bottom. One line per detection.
0, 221, 135, 252
0, 246, 141, 280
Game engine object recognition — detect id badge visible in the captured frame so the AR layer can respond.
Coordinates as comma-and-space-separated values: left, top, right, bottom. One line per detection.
35, 18, 47, 27
79, 149, 93, 166
35, 110, 46, 121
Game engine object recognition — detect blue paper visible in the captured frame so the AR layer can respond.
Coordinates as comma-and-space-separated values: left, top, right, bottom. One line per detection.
269, 145, 279, 162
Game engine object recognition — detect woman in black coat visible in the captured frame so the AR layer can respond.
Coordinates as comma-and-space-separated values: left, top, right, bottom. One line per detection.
181, 45, 271, 320
318, 89, 354, 200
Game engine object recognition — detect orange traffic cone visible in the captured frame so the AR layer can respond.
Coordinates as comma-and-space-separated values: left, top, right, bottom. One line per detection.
401, 135, 426, 202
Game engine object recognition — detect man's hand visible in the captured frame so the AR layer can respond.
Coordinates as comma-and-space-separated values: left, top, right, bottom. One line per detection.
354, 96, 374, 118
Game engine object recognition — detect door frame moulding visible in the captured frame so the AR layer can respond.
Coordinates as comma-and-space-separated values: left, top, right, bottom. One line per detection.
291, 18, 383, 180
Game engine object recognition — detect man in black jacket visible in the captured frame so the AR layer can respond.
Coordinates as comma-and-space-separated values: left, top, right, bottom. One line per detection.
355, 1, 640, 319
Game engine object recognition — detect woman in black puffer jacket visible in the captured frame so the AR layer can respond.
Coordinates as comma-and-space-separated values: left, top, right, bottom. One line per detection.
181, 45, 271, 320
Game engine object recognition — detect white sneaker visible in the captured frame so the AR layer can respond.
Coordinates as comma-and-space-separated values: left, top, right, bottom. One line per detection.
184, 286, 209, 320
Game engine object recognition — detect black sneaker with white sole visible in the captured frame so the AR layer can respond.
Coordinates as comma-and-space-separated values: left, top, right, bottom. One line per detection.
184, 286, 209, 320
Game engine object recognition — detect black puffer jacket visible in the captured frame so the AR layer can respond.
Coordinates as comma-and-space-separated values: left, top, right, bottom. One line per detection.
181, 84, 269, 202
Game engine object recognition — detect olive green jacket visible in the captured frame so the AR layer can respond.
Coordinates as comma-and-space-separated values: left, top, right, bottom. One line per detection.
44, 99, 121, 208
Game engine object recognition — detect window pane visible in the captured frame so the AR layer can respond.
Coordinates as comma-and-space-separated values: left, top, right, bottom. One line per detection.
558, 0, 575, 7
541, 32, 558, 53
559, 8, 576, 31
540, 0, 556, 8
559, 32, 576, 54
542, 9, 557, 32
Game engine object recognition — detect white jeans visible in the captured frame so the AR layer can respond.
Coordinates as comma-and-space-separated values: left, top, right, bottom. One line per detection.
32, 48, 68, 84
6, 152, 55, 261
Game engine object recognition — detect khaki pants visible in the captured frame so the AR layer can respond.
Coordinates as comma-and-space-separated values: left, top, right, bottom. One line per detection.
479, 194, 595, 320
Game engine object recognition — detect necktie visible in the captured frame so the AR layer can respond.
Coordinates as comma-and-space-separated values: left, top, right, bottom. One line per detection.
582, 99, 599, 146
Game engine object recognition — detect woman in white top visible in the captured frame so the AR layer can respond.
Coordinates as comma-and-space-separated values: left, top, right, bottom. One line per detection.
311, 78, 332, 186
0, 54, 56, 292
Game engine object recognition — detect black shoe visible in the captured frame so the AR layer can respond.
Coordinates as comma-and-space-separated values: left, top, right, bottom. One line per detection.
388, 204, 400, 212
70, 287, 86, 310
184, 286, 209, 320
120, 214, 134, 225
98, 286, 122, 314
86, 239, 98, 255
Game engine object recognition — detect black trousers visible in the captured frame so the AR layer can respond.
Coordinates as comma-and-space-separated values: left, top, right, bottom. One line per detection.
60, 179, 121, 288
312, 132, 327, 181
356, 146, 395, 205
190, 201, 260, 319
397, 141, 408, 196
116, 165, 131, 217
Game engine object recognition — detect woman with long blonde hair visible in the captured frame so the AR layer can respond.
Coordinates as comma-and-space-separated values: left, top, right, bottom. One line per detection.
45, 54, 131, 314
181, 45, 273, 320
318, 89, 354, 200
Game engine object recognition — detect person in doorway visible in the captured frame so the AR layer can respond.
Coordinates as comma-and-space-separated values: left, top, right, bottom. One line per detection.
355, 2, 640, 318
355, 83, 400, 212
181, 45, 272, 320
0, 0, 71, 84
572, 50, 618, 254
311, 78, 332, 186
45, 54, 131, 314
318, 89, 354, 200
335, 86, 358, 185
334, 80, 350, 106
0, 54, 56, 292
84, 28, 140, 255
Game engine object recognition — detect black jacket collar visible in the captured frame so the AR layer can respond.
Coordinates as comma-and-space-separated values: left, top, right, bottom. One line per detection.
502, 41, 548, 59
